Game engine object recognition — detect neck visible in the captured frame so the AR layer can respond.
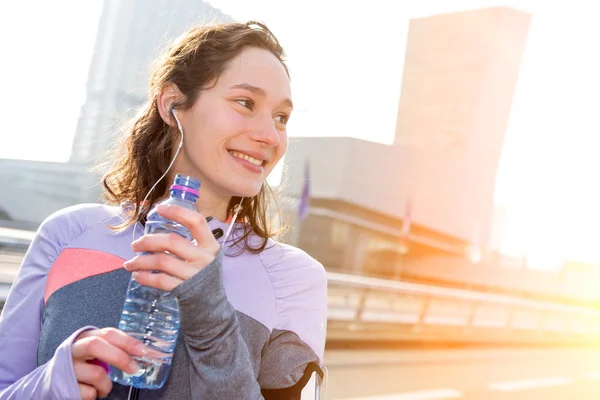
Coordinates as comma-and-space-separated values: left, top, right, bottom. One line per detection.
159, 188, 231, 221
168, 163, 232, 221
195, 191, 231, 222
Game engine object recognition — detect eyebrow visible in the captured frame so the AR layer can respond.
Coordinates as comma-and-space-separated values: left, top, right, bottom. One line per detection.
230, 83, 294, 109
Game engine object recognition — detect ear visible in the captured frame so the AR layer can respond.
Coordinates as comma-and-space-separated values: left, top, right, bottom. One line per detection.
157, 83, 185, 127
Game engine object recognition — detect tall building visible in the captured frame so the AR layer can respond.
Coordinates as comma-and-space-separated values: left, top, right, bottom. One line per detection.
281, 7, 531, 279
71, 0, 231, 165
394, 7, 531, 248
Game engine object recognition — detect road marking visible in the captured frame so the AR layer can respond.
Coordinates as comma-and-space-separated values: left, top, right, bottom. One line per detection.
489, 377, 573, 392
340, 388, 463, 400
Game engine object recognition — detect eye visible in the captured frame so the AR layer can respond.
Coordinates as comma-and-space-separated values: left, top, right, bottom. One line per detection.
235, 98, 254, 110
274, 114, 289, 125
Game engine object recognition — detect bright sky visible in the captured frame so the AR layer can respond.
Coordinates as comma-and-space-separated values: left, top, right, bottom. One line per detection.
0, 1, 104, 163
2, 1, 600, 269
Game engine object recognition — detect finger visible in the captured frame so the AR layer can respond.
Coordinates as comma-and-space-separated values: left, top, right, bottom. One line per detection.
155, 204, 219, 253
130, 233, 201, 262
77, 328, 148, 359
72, 336, 140, 375
124, 252, 212, 280
88, 359, 110, 374
74, 362, 112, 398
124, 253, 193, 280
78, 383, 97, 400
132, 270, 183, 292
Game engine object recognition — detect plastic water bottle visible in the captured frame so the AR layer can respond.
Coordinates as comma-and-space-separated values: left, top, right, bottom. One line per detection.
109, 174, 200, 389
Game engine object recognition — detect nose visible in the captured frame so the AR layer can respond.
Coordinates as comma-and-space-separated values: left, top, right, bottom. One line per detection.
249, 114, 281, 147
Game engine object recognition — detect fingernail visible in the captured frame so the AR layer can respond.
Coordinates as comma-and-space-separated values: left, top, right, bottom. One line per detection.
132, 271, 140, 280
126, 255, 138, 263
128, 360, 140, 374
135, 343, 148, 356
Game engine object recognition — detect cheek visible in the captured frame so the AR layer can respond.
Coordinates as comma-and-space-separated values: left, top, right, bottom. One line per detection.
275, 134, 289, 161
220, 107, 248, 130
264, 140, 287, 176
214, 113, 251, 150
196, 106, 243, 140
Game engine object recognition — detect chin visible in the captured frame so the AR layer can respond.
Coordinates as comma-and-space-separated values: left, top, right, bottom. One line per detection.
228, 181, 264, 199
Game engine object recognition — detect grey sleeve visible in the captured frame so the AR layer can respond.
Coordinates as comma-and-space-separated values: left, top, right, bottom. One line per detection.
258, 329, 320, 394
171, 251, 263, 399
257, 246, 327, 397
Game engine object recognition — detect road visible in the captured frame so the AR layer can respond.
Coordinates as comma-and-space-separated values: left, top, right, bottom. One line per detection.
324, 346, 600, 399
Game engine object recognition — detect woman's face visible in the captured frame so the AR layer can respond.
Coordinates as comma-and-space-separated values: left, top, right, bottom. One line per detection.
173, 46, 292, 199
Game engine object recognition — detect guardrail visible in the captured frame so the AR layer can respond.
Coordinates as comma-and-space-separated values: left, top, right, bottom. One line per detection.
0, 227, 35, 251
326, 272, 600, 344
3, 230, 600, 345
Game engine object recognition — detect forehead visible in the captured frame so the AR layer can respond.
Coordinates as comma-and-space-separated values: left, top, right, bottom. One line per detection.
217, 47, 291, 100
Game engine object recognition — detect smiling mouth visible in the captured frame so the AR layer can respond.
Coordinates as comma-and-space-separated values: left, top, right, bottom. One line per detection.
228, 151, 266, 166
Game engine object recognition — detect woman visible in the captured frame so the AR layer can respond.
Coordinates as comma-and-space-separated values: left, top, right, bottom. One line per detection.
0, 21, 327, 399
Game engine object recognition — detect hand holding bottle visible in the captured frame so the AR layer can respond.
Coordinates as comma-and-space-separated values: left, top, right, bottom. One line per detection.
72, 328, 146, 399
123, 203, 220, 291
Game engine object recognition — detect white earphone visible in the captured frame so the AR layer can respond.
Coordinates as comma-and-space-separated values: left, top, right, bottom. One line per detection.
131, 105, 243, 246
170, 107, 184, 149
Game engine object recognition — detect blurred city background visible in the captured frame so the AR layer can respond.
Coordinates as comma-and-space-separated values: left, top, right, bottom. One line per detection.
3, 1, 600, 398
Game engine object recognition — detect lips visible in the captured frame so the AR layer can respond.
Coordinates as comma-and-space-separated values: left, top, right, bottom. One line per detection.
228, 150, 267, 166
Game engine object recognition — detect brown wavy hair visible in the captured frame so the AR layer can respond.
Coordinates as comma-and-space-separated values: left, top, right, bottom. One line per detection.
101, 21, 289, 253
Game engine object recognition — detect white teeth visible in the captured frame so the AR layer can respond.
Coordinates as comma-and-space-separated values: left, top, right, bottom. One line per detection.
229, 151, 263, 166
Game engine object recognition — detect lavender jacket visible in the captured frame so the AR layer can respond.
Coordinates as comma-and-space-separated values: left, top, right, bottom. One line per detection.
0, 204, 327, 399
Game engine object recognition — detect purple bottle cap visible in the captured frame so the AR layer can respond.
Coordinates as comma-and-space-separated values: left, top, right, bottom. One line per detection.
170, 184, 200, 197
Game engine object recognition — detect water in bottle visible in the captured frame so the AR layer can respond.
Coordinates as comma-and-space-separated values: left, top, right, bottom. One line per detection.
109, 174, 200, 389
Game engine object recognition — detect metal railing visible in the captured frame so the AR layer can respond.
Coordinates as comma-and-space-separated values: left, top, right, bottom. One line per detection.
326, 272, 600, 343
